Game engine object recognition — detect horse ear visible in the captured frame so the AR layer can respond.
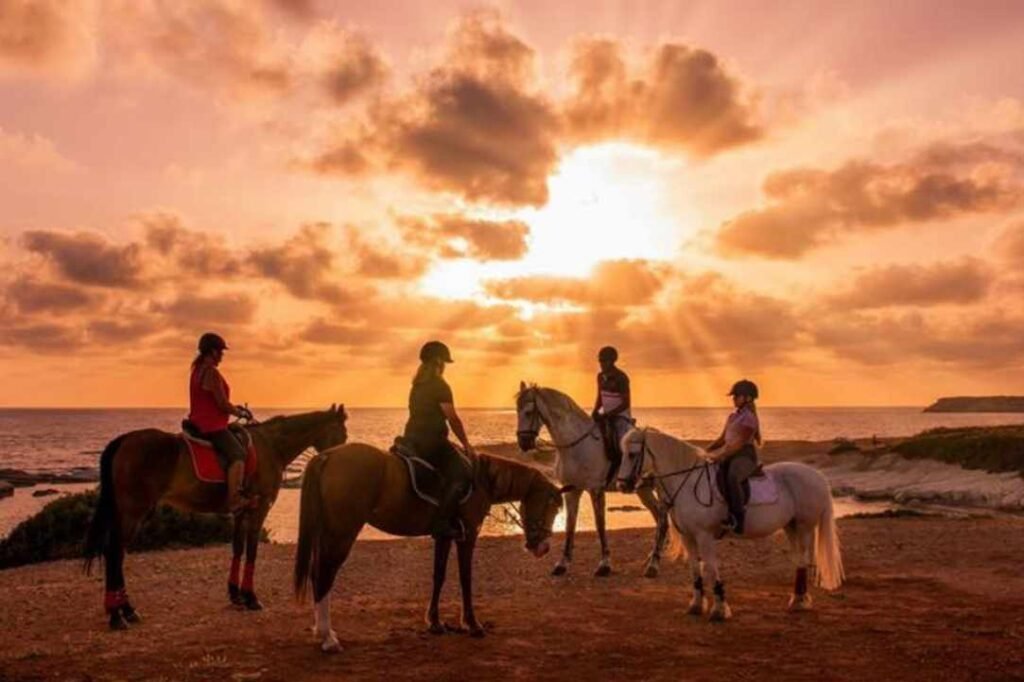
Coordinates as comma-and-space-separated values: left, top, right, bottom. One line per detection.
557, 485, 576, 494
330, 402, 337, 413
519, 380, 526, 391
338, 404, 347, 420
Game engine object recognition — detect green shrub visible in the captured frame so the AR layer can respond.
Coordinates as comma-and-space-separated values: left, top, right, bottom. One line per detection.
828, 438, 861, 455
893, 425, 1024, 477
0, 490, 267, 569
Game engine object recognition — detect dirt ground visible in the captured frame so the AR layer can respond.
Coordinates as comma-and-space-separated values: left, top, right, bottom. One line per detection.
2, 517, 1024, 681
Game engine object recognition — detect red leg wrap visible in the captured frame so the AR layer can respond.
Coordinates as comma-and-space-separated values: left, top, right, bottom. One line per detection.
229, 556, 241, 587
241, 562, 255, 592
104, 589, 126, 612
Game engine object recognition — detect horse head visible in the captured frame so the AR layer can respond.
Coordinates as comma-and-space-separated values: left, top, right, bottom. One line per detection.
515, 381, 542, 452
311, 403, 349, 453
617, 428, 648, 493
519, 473, 563, 558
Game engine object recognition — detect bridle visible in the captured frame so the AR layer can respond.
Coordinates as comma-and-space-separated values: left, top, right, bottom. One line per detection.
620, 428, 714, 508
516, 387, 600, 450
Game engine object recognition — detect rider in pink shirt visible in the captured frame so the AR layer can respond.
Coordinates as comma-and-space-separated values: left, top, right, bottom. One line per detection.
706, 379, 762, 535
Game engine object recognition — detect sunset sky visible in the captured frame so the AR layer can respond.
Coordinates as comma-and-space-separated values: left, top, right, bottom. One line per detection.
2, 0, 1023, 408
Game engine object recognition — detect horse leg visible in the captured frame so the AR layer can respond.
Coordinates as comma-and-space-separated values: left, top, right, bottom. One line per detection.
591, 489, 612, 577
312, 527, 360, 654
785, 523, 814, 612
698, 533, 731, 622
456, 533, 485, 638
103, 508, 145, 629
681, 533, 705, 616
426, 537, 453, 635
553, 488, 582, 576
240, 504, 270, 611
637, 485, 667, 578
228, 512, 246, 605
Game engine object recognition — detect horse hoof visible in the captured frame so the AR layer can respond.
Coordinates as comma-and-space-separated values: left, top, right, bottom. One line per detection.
686, 601, 704, 616
708, 604, 732, 622
787, 594, 813, 612
241, 591, 263, 611
594, 564, 612, 578
427, 621, 445, 635
121, 606, 142, 624
469, 626, 486, 639
108, 612, 129, 631
643, 565, 659, 579
552, 564, 568, 577
321, 636, 342, 654
229, 583, 244, 606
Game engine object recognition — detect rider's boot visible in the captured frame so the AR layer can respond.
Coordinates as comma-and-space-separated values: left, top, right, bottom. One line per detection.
430, 482, 467, 541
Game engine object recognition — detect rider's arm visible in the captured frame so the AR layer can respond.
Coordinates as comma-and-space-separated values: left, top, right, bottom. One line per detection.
717, 425, 756, 459
592, 375, 602, 418
441, 403, 475, 456
706, 426, 727, 453
200, 367, 242, 418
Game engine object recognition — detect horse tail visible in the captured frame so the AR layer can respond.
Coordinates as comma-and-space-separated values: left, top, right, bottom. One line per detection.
664, 518, 687, 562
83, 434, 126, 574
814, 493, 845, 590
294, 451, 328, 601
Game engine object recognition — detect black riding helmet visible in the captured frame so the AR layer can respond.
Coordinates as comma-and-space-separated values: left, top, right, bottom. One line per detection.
198, 332, 228, 354
728, 379, 759, 400
598, 346, 618, 363
420, 340, 454, 364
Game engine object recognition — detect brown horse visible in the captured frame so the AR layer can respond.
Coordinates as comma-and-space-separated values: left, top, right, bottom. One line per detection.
293, 443, 564, 653
84, 405, 349, 629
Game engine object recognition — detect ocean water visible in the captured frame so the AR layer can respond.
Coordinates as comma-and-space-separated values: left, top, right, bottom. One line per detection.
3, 406, 1021, 541
2, 406, 1023, 474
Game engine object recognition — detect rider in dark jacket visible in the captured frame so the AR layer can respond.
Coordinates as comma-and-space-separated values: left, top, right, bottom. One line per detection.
403, 341, 476, 539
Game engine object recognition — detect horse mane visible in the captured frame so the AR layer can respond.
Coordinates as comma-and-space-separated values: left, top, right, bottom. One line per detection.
517, 384, 589, 421
633, 427, 707, 460
477, 452, 543, 501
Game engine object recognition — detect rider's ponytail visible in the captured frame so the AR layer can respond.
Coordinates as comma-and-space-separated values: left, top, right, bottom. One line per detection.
748, 401, 764, 447
412, 359, 442, 385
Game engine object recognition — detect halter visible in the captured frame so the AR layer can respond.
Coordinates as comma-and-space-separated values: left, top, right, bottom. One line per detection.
516, 387, 600, 450
621, 428, 714, 508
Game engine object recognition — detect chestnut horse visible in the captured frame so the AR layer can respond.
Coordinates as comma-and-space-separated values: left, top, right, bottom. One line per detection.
84, 405, 348, 629
294, 443, 563, 653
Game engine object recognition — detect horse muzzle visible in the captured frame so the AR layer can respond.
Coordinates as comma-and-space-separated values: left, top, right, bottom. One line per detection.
517, 433, 537, 452
527, 539, 551, 558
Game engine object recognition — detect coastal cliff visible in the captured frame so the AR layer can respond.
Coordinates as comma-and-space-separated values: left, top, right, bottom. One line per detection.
923, 396, 1024, 413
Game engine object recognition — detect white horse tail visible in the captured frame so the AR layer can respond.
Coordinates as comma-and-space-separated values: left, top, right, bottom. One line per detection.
814, 497, 844, 590
665, 519, 687, 562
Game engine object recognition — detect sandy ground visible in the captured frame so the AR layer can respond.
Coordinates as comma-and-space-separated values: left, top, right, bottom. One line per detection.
2, 517, 1024, 681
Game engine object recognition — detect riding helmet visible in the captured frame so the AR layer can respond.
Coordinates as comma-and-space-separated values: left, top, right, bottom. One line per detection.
198, 332, 228, 354
598, 346, 618, 363
420, 340, 454, 364
728, 379, 759, 399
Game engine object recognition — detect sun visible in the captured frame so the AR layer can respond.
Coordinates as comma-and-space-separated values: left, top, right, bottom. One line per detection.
418, 143, 692, 299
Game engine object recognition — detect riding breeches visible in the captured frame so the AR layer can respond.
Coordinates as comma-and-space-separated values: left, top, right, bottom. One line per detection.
720, 444, 759, 519
205, 429, 247, 465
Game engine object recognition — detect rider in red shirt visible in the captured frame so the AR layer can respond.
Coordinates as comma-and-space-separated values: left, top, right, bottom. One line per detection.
188, 333, 252, 512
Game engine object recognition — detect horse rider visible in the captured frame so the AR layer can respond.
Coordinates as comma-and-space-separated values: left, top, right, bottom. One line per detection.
403, 341, 476, 539
706, 379, 763, 535
188, 332, 253, 512
591, 346, 633, 483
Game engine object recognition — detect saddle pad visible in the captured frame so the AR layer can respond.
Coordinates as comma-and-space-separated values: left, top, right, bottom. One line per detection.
712, 464, 780, 507
182, 430, 257, 484
391, 442, 473, 507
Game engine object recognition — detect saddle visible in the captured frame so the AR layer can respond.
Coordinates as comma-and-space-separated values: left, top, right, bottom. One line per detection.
712, 462, 778, 507
390, 437, 473, 507
180, 420, 257, 485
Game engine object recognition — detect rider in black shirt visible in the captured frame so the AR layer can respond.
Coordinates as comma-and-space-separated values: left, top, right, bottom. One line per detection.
403, 341, 476, 539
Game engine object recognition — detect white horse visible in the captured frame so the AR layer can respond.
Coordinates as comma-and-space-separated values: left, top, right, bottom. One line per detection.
618, 427, 844, 620
515, 383, 669, 578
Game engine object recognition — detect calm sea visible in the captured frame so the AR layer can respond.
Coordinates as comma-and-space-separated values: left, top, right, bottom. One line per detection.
3, 406, 1024, 474
3, 407, 1022, 542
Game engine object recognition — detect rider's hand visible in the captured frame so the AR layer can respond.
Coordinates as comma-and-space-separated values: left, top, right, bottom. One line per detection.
591, 409, 603, 422
464, 444, 478, 459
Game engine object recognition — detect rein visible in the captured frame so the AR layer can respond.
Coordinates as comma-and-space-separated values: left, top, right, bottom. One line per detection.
629, 428, 714, 509
517, 388, 599, 450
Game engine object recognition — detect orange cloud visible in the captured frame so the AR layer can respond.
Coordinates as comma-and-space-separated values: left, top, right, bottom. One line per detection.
824, 258, 992, 309
563, 39, 762, 156
717, 143, 1024, 258
0, 0, 98, 78
6, 276, 95, 314
22, 230, 144, 288
399, 214, 530, 261
247, 223, 351, 303
484, 259, 669, 306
